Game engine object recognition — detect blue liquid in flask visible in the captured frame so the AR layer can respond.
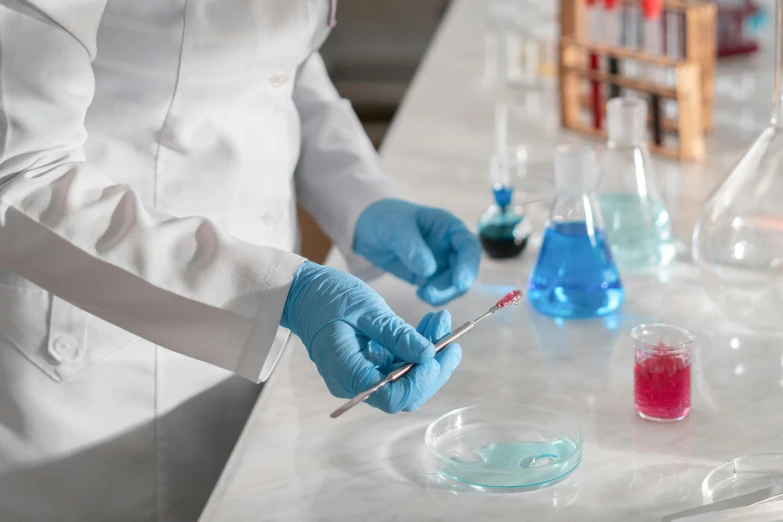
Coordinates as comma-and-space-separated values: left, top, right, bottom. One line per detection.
528, 221, 624, 318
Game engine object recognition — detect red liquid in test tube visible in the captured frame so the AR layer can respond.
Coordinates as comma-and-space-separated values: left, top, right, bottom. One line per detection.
587, 0, 602, 129
604, 0, 622, 99
642, 0, 664, 145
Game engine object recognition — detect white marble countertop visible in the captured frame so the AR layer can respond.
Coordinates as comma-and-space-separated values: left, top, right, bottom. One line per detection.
199, 1, 783, 520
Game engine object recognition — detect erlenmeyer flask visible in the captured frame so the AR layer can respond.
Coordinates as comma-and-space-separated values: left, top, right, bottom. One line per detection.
692, 0, 783, 332
599, 97, 676, 272
528, 145, 624, 318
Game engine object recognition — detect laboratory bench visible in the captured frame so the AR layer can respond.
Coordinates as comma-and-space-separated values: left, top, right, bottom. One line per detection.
199, 1, 783, 520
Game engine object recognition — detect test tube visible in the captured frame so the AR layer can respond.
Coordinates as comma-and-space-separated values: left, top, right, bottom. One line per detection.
642, 0, 664, 146
603, 0, 622, 99
536, 1, 557, 82
586, 0, 603, 129
622, 0, 640, 79
664, 5, 684, 123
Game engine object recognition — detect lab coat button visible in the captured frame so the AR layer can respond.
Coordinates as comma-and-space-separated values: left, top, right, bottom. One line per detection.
49, 335, 84, 363
270, 71, 288, 88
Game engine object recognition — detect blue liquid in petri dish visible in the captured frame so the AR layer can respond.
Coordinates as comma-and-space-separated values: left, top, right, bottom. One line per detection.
528, 221, 624, 318
442, 437, 581, 488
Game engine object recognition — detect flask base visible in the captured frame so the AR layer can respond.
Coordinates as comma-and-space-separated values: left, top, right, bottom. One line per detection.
479, 235, 528, 259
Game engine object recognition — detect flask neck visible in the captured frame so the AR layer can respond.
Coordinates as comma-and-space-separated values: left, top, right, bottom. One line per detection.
601, 141, 658, 197
549, 192, 605, 231
493, 184, 513, 209
607, 97, 647, 146
607, 138, 645, 149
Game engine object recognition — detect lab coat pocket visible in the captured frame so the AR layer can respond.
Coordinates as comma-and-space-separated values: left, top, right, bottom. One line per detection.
0, 283, 135, 383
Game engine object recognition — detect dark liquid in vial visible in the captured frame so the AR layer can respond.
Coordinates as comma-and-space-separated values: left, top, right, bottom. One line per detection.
479, 233, 528, 259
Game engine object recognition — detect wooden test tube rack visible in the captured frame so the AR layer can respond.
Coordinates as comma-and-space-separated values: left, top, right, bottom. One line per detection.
671, 0, 717, 132
559, 37, 704, 161
561, 0, 715, 132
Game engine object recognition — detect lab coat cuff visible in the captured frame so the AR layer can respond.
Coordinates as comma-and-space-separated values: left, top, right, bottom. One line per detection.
236, 252, 304, 383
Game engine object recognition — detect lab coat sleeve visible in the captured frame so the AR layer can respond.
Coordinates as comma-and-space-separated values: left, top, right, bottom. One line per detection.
293, 52, 396, 280
0, 1, 303, 382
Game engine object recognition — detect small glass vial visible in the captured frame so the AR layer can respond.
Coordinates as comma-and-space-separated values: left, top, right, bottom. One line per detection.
632, 324, 695, 422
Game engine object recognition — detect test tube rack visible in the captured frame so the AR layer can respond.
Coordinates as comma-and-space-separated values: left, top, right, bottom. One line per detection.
558, 0, 716, 161
559, 38, 704, 160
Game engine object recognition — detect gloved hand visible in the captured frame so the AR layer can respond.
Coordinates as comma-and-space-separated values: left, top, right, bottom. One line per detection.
354, 199, 482, 306
281, 261, 461, 413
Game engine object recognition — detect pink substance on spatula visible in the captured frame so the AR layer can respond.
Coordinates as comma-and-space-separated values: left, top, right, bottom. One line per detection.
496, 289, 524, 309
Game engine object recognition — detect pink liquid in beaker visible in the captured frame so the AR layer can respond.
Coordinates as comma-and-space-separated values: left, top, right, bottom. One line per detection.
634, 343, 691, 421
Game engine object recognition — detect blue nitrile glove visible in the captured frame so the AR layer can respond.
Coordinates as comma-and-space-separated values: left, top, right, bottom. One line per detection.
281, 261, 462, 413
354, 199, 482, 306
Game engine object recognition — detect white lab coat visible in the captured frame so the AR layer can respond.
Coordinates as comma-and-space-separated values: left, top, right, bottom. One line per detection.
0, 0, 393, 520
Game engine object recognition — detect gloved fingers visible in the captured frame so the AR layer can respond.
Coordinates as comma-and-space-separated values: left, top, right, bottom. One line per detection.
360, 310, 450, 413
388, 224, 438, 279
370, 258, 425, 287
403, 343, 462, 412
417, 266, 467, 306
387, 309, 447, 363
309, 321, 382, 399
363, 368, 411, 413
356, 307, 435, 363
364, 340, 396, 374
361, 342, 462, 413
415, 309, 442, 336
448, 226, 482, 292
416, 206, 457, 239
401, 310, 460, 412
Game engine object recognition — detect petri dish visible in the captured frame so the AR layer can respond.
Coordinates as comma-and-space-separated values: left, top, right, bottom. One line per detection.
424, 403, 583, 490
702, 454, 783, 503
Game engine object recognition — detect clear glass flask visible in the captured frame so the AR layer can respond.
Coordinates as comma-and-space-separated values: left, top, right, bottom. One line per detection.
599, 97, 676, 272
692, 0, 783, 331
528, 145, 624, 318
478, 153, 531, 259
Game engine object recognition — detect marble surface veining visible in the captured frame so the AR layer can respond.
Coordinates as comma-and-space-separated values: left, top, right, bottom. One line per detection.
199, 1, 783, 520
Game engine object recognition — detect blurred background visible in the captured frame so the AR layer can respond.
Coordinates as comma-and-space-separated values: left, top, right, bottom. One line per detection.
320, 0, 450, 148
320, 0, 774, 150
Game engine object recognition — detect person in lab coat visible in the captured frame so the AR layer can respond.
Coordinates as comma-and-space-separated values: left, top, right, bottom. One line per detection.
0, 1, 481, 521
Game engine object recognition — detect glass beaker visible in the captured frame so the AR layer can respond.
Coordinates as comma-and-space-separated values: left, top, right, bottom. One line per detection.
528, 145, 624, 318
692, 0, 783, 332
599, 97, 676, 272
478, 153, 532, 259
632, 324, 694, 422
